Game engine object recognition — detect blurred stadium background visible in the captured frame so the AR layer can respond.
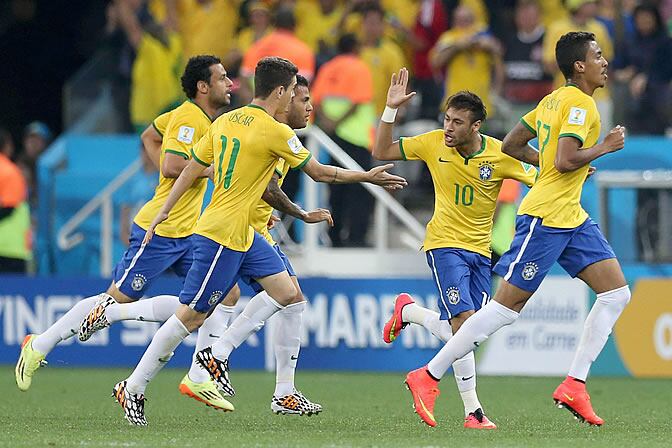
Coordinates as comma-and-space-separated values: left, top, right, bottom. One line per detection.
1, 0, 672, 445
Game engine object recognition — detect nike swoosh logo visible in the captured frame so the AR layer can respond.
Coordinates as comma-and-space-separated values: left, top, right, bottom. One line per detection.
460, 375, 474, 381
290, 355, 298, 360
438, 157, 451, 163
563, 393, 574, 402
209, 334, 220, 338
473, 341, 480, 347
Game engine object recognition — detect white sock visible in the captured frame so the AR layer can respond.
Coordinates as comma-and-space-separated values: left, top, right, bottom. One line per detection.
402, 301, 482, 415
568, 285, 631, 381
32, 294, 102, 354
453, 352, 481, 415
106, 295, 181, 323
427, 301, 519, 379
188, 305, 236, 383
274, 301, 305, 397
402, 303, 453, 342
211, 291, 283, 360
126, 315, 190, 395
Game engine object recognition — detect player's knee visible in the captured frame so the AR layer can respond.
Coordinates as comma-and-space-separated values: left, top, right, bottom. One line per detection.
106, 283, 135, 304
273, 283, 299, 306
450, 310, 475, 333
597, 285, 631, 311
175, 305, 207, 332
222, 284, 241, 307
289, 287, 304, 304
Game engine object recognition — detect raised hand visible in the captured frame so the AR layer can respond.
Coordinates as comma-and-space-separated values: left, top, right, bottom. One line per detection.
387, 68, 416, 109
142, 211, 169, 245
603, 125, 626, 153
366, 163, 408, 190
303, 208, 334, 227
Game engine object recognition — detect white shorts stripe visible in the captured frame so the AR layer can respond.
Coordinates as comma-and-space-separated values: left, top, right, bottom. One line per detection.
189, 245, 224, 308
504, 217, 539, 281
428, 250, 451, 319
115, 242, 148, 289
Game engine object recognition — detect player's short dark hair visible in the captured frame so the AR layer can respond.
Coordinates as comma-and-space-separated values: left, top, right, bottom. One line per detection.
338, 33, 359, 54
254, 57, 299, 99
444, 91, 487, 123
555, 31, 596, 80
296, 74, 309, 89
274, 6, 296, 30
181, 55, 222, 99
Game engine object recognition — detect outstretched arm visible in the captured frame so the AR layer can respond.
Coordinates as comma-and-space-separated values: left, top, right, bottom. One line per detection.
261, 173, 333, 225
143, 159, 207, 243
501, 122, 540, 167
301, 158, 407, 190
372, 68, 416, 161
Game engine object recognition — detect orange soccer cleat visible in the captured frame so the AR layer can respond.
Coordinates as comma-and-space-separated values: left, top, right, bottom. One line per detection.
463, 408, 497, 429
405, 366, 440, 427
552, 377, 604, 426
383, 293, 414, 343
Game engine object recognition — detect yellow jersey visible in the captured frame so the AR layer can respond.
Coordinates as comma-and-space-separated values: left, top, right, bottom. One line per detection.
400, 131, 536, 257
191, 105, 312, 251
432, 26, 495, 113
249, 159, 288, 246
134, 101, 212, 238
176, 0, 240, 59
518, 84, 600, 228
361, 38, 407, 115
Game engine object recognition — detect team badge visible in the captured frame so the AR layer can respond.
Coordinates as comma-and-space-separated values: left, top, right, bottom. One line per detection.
131, 274, 147, 291
208, 290, 223, 306
521, 262, 539, 281
478, 161, 494, 181
446, 287, 461, 305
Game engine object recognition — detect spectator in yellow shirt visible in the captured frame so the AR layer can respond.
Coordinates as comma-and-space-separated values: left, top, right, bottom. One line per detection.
360, 3, 407, 115
225, 1, 272, 72
430, 4, 504, 115
295, 0, 343, 60
543, 0, 614, 132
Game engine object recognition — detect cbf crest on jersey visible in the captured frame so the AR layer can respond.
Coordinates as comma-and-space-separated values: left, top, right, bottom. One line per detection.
446, 286, 461, 305
478, 161, 494, 181
522, 262, 539, 281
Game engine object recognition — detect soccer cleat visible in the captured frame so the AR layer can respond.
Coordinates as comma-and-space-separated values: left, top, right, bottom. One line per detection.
78, 294, 115, 342
15, 334, 47, 391
552, 377, 604, 426
405, 366, 440, 427
112, 380, 147, 426
464, 408, 497, 429
178, 375, 235, 411
271, 390, 323, 416
195, 347, 235, 397
383, 293, 414, 343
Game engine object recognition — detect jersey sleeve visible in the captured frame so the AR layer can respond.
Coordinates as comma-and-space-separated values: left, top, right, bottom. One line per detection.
152, 111, 171, 137
520, 106, 537, 135
274, 159, 286, 179
269, 123, 312, 169
191, 127, 214, 167
501, 155, 537, 188
164, 109, 199, 160
558, 98, 599, 147
398, 131, 433, 161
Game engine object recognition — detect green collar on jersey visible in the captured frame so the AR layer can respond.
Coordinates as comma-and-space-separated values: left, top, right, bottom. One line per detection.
458, 133, 487, 165
188, 99, 213, 122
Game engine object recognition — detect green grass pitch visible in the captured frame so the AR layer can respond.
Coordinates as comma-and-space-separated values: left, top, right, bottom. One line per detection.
2, 366, 671, 447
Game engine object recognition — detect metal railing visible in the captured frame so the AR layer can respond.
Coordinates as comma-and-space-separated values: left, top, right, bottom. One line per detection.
57, 159, 143, 275
55, 127, 427, 277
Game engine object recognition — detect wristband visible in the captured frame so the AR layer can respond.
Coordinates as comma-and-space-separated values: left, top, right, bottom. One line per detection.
381, 106, 398, 123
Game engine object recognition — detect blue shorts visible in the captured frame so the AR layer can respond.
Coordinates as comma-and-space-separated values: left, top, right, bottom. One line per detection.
242, 244, 296, 294
112, 223, 193, 300
179, 232, 287, 313
426, 248, 491, 321
493, 215, 616, 292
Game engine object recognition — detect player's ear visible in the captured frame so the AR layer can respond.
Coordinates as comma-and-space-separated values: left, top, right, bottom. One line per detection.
276, 85, 285, 99
574, 60, 585, 74
197, 79, 209, 94
472, 120, 482, 132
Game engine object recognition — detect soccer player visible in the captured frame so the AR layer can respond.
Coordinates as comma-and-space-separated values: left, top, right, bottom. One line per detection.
403, 31, 627, 428
373, 68, 537, 428
108, 57, 406, 425
14, 56, 234, 407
